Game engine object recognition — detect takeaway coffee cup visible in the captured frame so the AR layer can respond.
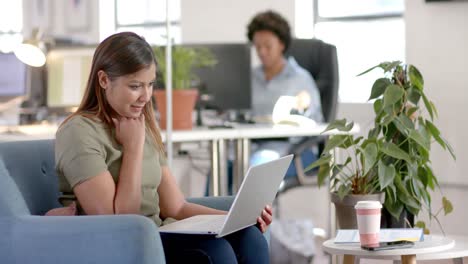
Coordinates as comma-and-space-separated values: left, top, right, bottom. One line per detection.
355, 201, 382, 247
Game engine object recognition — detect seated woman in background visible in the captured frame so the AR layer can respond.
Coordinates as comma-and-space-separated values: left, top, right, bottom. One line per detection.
55, 32, 271, 264
246, 10, 323, 175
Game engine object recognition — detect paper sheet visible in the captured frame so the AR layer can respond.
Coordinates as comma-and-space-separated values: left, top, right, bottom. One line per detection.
334, 228, 424, 243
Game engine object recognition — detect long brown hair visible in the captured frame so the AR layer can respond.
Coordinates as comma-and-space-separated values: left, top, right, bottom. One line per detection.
62, 32, 165, 153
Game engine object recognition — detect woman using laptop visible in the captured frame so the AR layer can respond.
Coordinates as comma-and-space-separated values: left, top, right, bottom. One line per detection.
55, 32, 271, 264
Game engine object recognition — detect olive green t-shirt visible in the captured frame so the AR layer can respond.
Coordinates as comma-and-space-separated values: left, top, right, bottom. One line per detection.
55, 115, 167, 226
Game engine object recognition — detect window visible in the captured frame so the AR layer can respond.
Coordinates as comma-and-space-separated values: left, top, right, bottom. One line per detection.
295, 0, 405, 103
112, 0, 181, 45
0, 0, 23, 53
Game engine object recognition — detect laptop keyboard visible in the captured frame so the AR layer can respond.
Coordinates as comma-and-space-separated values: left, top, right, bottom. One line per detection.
189, 215, 226, 232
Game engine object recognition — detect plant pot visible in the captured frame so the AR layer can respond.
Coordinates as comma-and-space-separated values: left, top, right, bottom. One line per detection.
331, 192, 385, 229
154, 89, 198, 130
381, 207, 414, 228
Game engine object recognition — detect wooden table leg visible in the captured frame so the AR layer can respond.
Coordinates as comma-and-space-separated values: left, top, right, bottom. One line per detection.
343, 255, 356, 264
401, 255, 416, 264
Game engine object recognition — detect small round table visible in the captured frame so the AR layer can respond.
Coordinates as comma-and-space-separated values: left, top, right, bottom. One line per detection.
323, 235, 456, 264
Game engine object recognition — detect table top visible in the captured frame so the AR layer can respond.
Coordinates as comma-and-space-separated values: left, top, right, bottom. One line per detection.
1, 123, 360, 142
323, 235, 456, 258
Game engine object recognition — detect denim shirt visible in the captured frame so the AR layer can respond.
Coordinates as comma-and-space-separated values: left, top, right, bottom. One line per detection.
251, 57, 324, 122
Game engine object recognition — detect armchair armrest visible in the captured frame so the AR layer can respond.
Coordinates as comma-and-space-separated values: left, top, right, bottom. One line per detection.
0, 215, 165, 264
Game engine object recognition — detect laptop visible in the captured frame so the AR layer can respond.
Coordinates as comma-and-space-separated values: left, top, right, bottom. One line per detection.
159, 154, 294, 238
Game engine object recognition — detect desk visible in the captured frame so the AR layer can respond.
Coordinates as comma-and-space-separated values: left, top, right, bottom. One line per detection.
323, 235, 457, 264
161, 123, 359, 196
160, 124, 330, 196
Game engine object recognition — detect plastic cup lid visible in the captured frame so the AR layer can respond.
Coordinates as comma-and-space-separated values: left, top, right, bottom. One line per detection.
354, 201, 382, 209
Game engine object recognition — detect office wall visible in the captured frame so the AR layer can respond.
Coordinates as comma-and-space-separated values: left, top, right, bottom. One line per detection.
181, 0, 294, 43
406, 0, 468, 185
23, 0, 100, 44
404, 0, 468, 235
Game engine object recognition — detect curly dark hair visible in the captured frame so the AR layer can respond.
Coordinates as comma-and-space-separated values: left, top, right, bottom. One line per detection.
247, 10, 291, 54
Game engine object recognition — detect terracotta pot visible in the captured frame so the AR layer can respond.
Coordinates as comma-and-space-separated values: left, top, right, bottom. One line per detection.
154, 89, 198, 130
331, 192, 385, 229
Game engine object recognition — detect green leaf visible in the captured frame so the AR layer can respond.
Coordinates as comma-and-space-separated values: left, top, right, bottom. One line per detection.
357, 65, 380, 76
395, 175, 421, 210
368, 127, 380, 139
418, 167, 429, 188
430, 101, 439, 118
317, 162, 331, 187
392, 118, 409, 136
415, 220, 426, 229
410, 178, 421, 198
424, 165, 436, 190
378, 160, 395, 190
380, 142, 411, 162
362, 143, 378, 175
305, 153, 331, 172
420, 186, 431, 207
407, 160, 419, 179
399, 114, 415, 130
337, 184, 352, 200
425, 119, 454, 159
409, 65, 424, 91
407, 88, 421, 105
409, 130, 430, 151
384, 198, 404, 220
353, 136, 364, 145
383, 85, 405, 108
381, 61, 402, 73
425, 120, 445, 149
442, 196, 453, 215
323, 135, 352, 153
421, 93, 434, 120
415, 221, 430, 234
373, 99, 383, 115
369, 78, 392, 100
407, 106, 419, 118
322, 119, 353, 133
442, 137, 457, 160
358, 61, 401, 76
385, 184, 397, 204
382, 115, 395, 126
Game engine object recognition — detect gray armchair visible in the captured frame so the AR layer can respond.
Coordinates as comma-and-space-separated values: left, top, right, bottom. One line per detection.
0, 139, 235, 264
280, 38, 339, 192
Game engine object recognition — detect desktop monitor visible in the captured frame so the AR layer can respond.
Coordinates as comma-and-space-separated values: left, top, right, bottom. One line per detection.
158, 43, 251, 112
0, 53, 28, 108
177, 43, 252, 112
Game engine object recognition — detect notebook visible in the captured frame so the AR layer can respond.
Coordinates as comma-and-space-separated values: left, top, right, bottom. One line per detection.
159, 154, 294, 238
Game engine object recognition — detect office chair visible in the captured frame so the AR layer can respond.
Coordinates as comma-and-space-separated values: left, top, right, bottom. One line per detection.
278, 38, 339, 193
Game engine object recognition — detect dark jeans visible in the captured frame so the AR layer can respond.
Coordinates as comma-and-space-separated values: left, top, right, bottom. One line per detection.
161, 226, 269, 264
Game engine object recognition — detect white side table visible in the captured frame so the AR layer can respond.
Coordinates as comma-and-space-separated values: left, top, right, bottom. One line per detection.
323, 235, 456, 264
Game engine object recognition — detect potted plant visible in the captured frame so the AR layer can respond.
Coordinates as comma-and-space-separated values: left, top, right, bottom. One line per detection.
307, 61, 455, 232
153, 46, 217, 130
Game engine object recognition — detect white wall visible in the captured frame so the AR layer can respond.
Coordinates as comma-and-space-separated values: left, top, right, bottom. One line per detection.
23, 0, 100, 44
405, 0, 468, 235
406, 0, 468, 185
181, 0, 294, 43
